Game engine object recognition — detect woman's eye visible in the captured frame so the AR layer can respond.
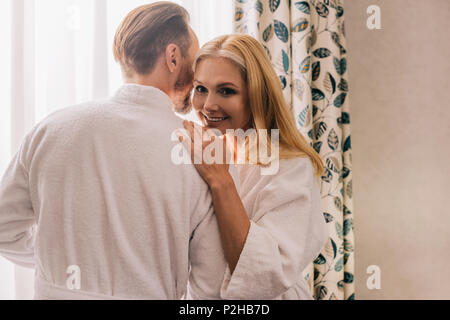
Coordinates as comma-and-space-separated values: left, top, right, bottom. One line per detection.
219, 88, 236, 96
195, 86, 207, 94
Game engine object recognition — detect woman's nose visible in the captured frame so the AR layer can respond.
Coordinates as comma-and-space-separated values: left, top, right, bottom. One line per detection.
204, 104, 221, 113
203, 95, 221, 112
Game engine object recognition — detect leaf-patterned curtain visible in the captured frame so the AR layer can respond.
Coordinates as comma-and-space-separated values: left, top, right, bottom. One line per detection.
234, 0, 355, 300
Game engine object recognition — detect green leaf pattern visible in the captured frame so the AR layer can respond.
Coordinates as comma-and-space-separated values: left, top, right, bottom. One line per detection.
234, 0, 354, 300
262, 24, 273, 42
274, 20, 289, 43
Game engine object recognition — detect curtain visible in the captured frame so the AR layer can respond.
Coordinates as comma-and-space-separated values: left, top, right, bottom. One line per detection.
0, 0, 233, 300
234, 0, 355, 300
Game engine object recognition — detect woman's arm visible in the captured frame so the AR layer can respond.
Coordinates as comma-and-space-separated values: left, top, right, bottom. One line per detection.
208, 174, 250, 274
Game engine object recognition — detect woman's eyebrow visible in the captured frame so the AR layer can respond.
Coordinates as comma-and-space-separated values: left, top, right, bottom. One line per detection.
217, 82, 238, 88
193, 80, 239, 89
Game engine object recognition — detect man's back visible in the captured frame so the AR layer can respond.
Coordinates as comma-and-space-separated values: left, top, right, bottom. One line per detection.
0, 84, 213, 299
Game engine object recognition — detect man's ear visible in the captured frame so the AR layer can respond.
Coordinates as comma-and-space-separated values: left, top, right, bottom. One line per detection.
165, 44, 180, 73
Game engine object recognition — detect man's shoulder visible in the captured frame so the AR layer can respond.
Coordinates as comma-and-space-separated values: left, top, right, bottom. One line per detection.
41, 99, 111, 124
19, 99, 109, 151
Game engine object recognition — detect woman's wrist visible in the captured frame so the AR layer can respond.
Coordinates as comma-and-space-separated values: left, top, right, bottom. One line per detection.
208, 173, 235, 192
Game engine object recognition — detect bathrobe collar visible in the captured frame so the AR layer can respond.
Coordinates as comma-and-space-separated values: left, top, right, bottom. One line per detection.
112, 83, 173, 110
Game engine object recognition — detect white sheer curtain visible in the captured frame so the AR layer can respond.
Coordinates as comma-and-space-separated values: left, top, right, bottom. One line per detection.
0, 0, 233, 300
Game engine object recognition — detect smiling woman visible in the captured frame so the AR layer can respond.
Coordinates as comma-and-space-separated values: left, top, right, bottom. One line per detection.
182, 34, 329, 300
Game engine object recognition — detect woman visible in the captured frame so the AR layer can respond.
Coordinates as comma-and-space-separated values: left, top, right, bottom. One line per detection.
180, 34, 329, 300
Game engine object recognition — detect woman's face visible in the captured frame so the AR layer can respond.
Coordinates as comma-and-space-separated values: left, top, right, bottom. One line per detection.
192, 57, 251, 134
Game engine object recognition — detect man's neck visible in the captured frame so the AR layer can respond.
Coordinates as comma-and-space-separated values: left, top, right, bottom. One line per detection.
124, 68, 172, 98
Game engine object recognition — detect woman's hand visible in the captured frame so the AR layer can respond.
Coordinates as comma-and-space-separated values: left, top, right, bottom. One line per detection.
179, 120, 232, 188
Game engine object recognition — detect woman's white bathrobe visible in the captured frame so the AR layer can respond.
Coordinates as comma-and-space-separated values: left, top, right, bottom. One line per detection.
188, 157, 330, 300
0, 84, 215, 299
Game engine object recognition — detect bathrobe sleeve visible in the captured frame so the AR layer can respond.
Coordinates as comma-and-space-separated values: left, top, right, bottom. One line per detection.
187, 165, 239, 300
220, 158, 329, 300
0, 137, 36, 269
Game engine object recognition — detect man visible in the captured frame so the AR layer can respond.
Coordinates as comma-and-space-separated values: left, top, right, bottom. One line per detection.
0, 2, 213, 299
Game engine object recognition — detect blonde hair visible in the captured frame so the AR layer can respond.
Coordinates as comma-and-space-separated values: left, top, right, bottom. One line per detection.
113, 2, 191, 77
193, 34, 324, 178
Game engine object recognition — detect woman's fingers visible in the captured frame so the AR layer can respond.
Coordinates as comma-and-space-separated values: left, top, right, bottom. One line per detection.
177, 122, 195, 164
183, 121, 204, 163
182, 120, 195, 142
180, 121, 233, 165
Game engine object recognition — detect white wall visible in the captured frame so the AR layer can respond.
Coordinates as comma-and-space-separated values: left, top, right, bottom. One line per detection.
346, 0, 450, 299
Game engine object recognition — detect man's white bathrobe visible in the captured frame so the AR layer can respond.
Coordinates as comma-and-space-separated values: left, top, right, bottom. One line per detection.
0, 84, 215, 299
188, 157, 330, 300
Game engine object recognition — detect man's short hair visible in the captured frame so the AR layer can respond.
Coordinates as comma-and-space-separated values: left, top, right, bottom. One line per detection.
113, 1, 191, 76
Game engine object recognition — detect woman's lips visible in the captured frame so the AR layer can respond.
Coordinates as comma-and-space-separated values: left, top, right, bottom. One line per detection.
202, 113, 231, 123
